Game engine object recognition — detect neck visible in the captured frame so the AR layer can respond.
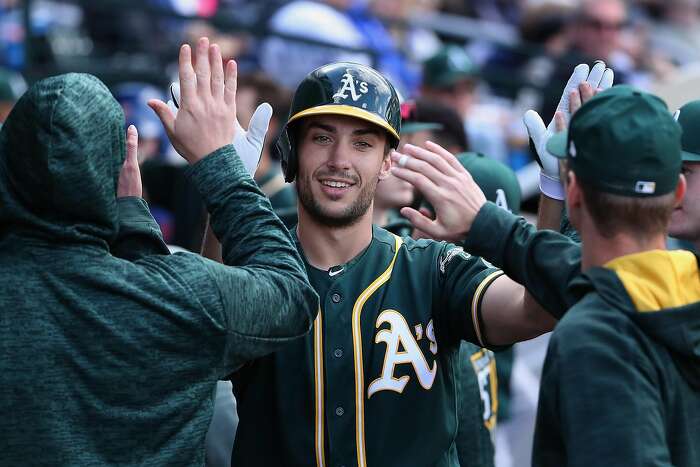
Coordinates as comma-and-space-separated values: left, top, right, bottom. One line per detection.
580, 227, 668, 270
297, 205, 375, 270
372, 204, 389, 227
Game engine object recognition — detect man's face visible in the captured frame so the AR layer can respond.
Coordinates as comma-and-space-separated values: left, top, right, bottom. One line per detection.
423, 80, 475, 120
296, 114, 390, 227
669, 162, 700, 241
574, 0, 626, 60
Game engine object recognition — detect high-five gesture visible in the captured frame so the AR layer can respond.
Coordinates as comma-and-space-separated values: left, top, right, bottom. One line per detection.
391, 142, 487, 242
148, 37, 238, 164
523, 61, 614, 200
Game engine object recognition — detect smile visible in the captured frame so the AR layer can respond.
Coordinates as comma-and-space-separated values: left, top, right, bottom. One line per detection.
320, 179, 355, 188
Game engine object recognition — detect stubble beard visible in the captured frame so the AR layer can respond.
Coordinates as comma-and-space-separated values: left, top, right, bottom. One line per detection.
297, 171, 378, 228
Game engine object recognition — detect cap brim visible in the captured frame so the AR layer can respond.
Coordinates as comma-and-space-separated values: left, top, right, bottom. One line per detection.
288, 104, 400, 141
545, 131, 568, 159
401, 122, 443, 135
681, 149, 700, 162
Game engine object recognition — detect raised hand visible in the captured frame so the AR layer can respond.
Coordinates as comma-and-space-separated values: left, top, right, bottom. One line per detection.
169, 81, 273, 176
148, 37, 238, 164
390, 142, 487, 242
524, 61, 614, 200
117, 125, 142, 198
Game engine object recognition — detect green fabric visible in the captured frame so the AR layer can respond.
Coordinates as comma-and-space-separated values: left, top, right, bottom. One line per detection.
0, 73, 317, 466
401, 121, 444, 135
546, 86, 682, 197
423, 46, 479, 89
456, 343, 496, 467
676, 100, 700, 161
457, 153, 521, 215
465, 202, 581, 319
465, 203, 700, 467
231, 226, 501, 466
533, 265, 700, 467
255, 166, 297, 212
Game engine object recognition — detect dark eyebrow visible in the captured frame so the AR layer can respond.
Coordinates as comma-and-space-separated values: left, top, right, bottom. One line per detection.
305, 122, 381, 137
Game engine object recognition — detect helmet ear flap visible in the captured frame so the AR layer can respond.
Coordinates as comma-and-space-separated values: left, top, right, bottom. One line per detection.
275, 127, 297, 182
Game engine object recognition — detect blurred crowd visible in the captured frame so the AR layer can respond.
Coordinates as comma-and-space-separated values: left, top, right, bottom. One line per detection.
2, 1, 700, 466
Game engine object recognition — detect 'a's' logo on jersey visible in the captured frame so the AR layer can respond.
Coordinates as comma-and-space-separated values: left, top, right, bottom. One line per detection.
332, 71, 369, 102
368, 310, 438, 398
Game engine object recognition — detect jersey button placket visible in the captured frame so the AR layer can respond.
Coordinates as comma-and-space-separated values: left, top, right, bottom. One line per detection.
331, 292, 342, 303
335, 406, 344, 417
333, 348, 343, 358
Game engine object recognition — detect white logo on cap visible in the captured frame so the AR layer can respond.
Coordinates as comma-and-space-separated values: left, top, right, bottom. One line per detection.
569, 141, 577, 157
635, 181, 656, 194
495, 189, 511, 212
332, 71, 369, 102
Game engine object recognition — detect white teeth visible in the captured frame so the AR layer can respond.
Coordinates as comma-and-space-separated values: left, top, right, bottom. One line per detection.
322, 180, 350, 188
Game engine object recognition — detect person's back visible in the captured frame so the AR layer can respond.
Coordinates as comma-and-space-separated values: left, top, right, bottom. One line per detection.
0, 63, 316, 465
535, 251, 700, 466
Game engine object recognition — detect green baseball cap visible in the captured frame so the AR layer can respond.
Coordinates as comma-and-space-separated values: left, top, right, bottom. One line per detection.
675, 100, 700, 162
0, 68, 27, 102
546, 85, 682, 197
457, 152, 521, 214
422, 46, 479, 89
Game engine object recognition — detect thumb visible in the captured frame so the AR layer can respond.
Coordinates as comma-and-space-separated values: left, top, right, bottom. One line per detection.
247, 102, 273, 144
400, 206, 438, 237
523, 109, 546, 143
148, 99, 175, 137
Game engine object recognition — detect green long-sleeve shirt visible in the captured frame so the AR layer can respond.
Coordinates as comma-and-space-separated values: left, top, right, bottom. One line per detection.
0, 73, 317, 466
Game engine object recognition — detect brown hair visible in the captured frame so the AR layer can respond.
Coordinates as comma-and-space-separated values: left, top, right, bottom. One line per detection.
577, 177, 676, 240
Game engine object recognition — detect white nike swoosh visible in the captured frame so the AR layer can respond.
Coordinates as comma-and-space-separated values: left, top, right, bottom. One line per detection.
328, 267, 344, 277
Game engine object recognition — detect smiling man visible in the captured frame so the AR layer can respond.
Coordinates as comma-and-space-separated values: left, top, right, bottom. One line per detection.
202, 62, 566, 466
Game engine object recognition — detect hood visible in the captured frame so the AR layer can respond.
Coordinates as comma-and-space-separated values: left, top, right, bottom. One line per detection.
0, 73, 125, 246
589, 250, 700, 388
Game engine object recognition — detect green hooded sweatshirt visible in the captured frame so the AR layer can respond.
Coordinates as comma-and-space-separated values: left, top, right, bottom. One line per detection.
0, 74, 317, 466
466, 203, 700, 467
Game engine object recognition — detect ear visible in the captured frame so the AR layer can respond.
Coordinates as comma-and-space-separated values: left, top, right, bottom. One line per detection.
565, 170, 582, 222
378, 149, 392, 181
675, 173, 687, 207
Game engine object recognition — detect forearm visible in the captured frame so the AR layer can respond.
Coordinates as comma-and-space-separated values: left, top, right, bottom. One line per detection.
112, 197, 170, 260
188, 145, 303, 275
537, 194, 564, 231
481, 276, 556, 346
465, 202, 581, 319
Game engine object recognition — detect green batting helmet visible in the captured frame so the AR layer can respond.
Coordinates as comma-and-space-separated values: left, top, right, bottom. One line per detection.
273, 62, 401, 182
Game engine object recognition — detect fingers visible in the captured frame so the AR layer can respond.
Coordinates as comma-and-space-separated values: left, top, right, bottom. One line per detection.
556, 63, 589, 115
400, 206, 439, 238
247, 103, 273, 144
599, 68, 614, 91
224, 59, 237, 107
210, 43, 224, 99
148, 99, 176, 136
126, 125, 138, 164
194, 37, 211, 96
404, 143, 455, 176
391, 164, 442, 201
569, 89, 582, 115
586, 60, 606, 88
523, 109, 547, 141
391, 145, 449, 187
578, 82, 594, 104
425, 141, 464, 173
178, 44, 196, 106
554, 111, 566, 132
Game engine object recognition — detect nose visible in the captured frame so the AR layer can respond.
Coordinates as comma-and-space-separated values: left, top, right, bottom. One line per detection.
326, 141, 352, 172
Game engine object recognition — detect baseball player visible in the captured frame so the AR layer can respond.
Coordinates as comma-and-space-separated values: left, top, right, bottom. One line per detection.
201, 61, 565, 466
431, 85, 700, 467
669, 99, 700, 251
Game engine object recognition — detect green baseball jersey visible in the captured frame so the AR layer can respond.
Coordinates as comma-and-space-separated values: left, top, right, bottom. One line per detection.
231, 226, 503, 466
456, 343, 496, 467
